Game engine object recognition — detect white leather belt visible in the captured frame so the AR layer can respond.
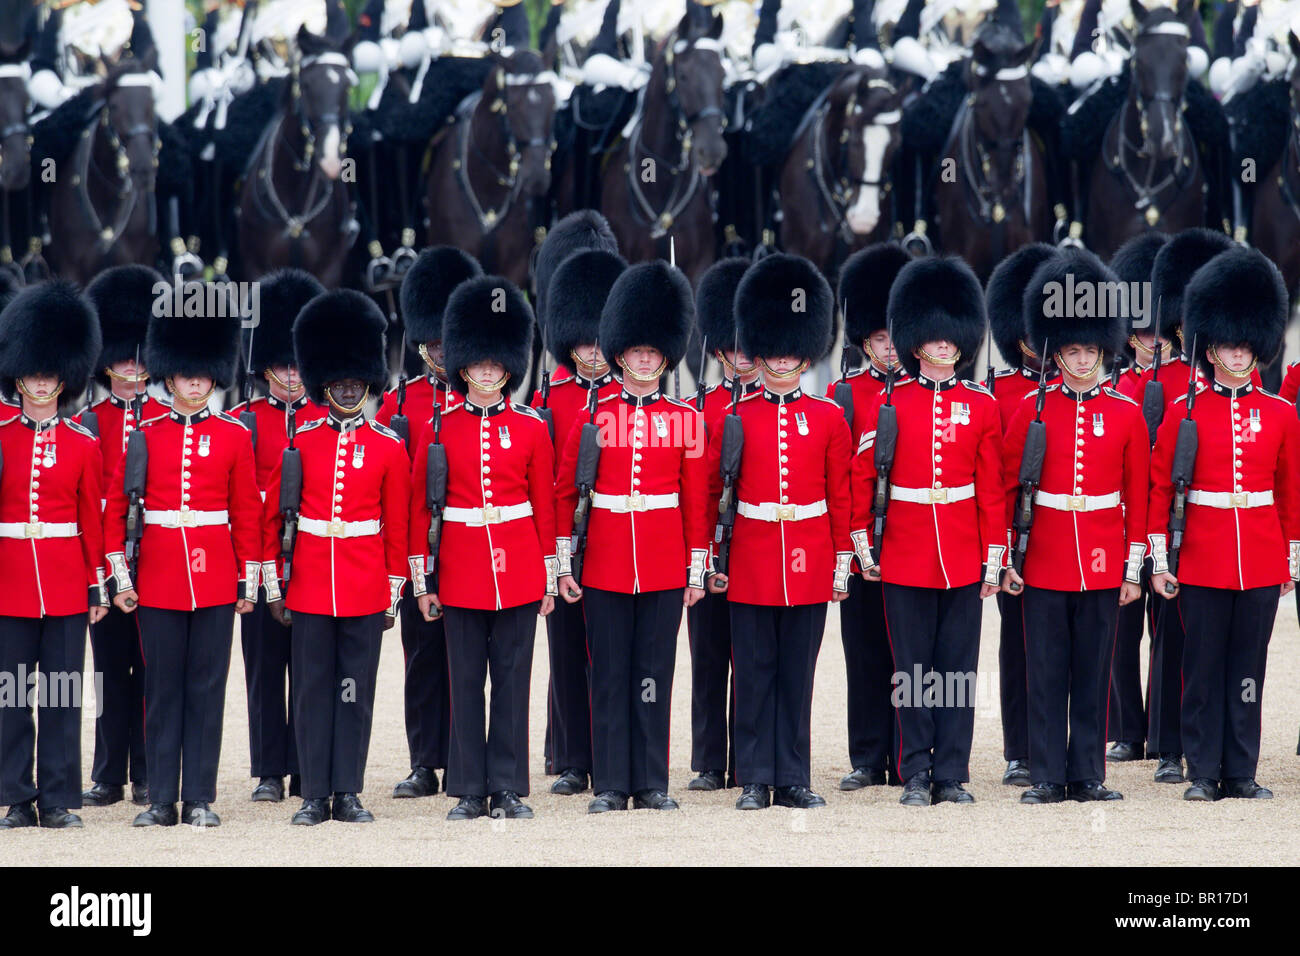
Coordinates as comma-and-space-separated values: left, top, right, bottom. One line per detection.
1034, 490, 1122, 512
0, 521, 79, 539
890, 483, 975, 505
443, 502, 534, 525
591, 492, 679, 513
144, 509, 230, 528
1187, 489, 1274, 510
298, 517, 382, 538
737, 500, 827, 522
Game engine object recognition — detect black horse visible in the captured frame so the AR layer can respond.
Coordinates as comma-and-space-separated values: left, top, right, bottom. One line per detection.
0, 9, 32, 288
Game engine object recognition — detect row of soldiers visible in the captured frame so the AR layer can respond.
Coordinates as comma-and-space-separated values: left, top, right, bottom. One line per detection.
0, 210, 1294, 827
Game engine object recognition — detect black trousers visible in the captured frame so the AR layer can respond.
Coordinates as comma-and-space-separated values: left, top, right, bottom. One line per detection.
399, 591, 449, 771
0, 615, 86, 809
291, 612, 383, 800
546, 594, 592, 774
1108, 575, 1150, 748
686, 589, 735, 775
88, 604, 147, 786
137, 605, 235, 804
241, 599, 297, 778
882, 582, 981, 783
1178, 584, 1278, 782
1147, 584, 1186, 754
996, 592, 1028, 762
838, 575, 897, 772
730, 601, 827, 789
443, 603, 538, 798
1022, 587, 1119, 786
583, 587, 681, 796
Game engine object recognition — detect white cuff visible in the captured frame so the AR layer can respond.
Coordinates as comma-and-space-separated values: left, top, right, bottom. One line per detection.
240, 561, 261, 603
408, 556, 427, 597
1148, 534, 1169, 575
1290, 541, 1299, 583
984, 546, 1007, 587
833, 552, 853, 593
388, 576, 406, 617
545, 556, 559, 597
92, 568, 109, 608
850, 529, 874, 571
1124, 543, 1146, 585
688, 549, 709, 590
261, 562, 282, 603
107, 553, 133, 593
556, 537, 572, 577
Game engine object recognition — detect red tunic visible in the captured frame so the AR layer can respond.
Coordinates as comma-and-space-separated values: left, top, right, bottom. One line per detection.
1002, 384, 1149, 591
1135, 358, 1260, 418
850, 376, 1005, 590
75, 393, 170, 500
0, 414, 104, 617
1148, 381, 1300, 590
1113, 364, 1147, 401
262, 415, 411, 617
227, 393, 327, 492
408, 399, 556, 610
992, 366, 1056, 434
705, 386, 853, 606
103, 407, 262, 611
556, 388, 711, 594
375, 374, 463, 460
1279, 360, 1300, 404
531, 369, 621, 476
825, 365, 897, 444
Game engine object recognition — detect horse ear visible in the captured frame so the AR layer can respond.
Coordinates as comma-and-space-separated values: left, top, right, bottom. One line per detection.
297, 24, 323, 58
1129, 0, 1149, 25
136, 44, 158, 76
708, 11, 724, 41
1290, 29, 1300, 61
1013, 37, 1039, 69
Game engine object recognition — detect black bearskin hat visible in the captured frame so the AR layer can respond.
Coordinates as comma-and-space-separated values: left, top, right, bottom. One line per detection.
144, 282, 242, 390
838, 243, 911, 346
599, 262, 694, 371
889, 257, 986, 380
0, 271, 19, 314
1151, 228, 1233, 339
1182, 246, 1287, 379
546, 249, 627, 372
85, 264, 164, 387
0, 281, 101, 410
986, 243, 1058, 368
293, 289, 389, 406
1023, 249, 1126, 360
695, 257, 750, 354
248, 269, 325, 374
400, 246, 483, 348
1109, 231, 1168, 352
533, 209, 619, 322
736, 253, 834, 364
442, 276, 535, 397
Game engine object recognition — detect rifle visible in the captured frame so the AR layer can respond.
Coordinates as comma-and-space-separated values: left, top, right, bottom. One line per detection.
1141, 298, 1164, 446
984, 322, 996, 394
1165, 335, 1199, 591
1110, 351, 1123, 389
278, 397, 303, 624
1008, 340, 1051, 591
832, 299, 854, 429
80, 386, 99, 437
869, 308, 899, 565
712, 334, 745, 577
538, 320, 555, 442
694, 335, 709, 412
568, 340, 603, 591
122, 348, 148, 591
390, 370, 410, 447
239, 322, 258, 446
670, 237, 681, 400
423, 401, 448, 617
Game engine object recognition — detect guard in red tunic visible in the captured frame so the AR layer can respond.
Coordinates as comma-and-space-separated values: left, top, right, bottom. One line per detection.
685, 257, 759, 793
706, 254, 851, 812
829, 243, 910, 792
263, 291, 410, 825
1141, 227, 1235, 785
0, 283, 104, 829
77, 265, 167, 810
850, 257, 1004, 807
531, 214, 624, 796
378, 247, 480, 800
409, 277, 555, 820
227, 269, 327, 803
984, 243, 1060, 789
1149, 247, 1300, 801
1003, 250, 1149, 804
104, 290, 262, 829
556, 261, 709, 813
1102, 231, 1168, 765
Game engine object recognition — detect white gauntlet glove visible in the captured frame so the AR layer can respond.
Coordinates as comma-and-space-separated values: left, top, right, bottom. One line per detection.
106, 553, 133, 594
688, 549, 709, 590
1124, 543, 1146, 585
1148, 534, 1170, 575
545, 556, 559, 597
833, 553, 853, 593
850, 530, 875, 573
261, 562, 282, 603
408, 556, 427, 598
555, 537, 573, 577
984, 545, 1007, 587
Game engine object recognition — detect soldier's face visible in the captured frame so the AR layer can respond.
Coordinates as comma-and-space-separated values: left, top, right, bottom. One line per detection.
865, 331, 895, 368
465, 360, 507, 390
111, 358, 146, 381
269, 365, 302, 393
19, 375, 59, 402
1210, 345, 1255, 376
1056, 344, 1102, 379
327, 379, 368, 411
622, 347, 665, 378
172, 376, 214, 405
763, 356, 804, 374
916, 340, 957, 364
574, 344, 606, 370
1134, 331, 1168, 352
424, 342, 444, 369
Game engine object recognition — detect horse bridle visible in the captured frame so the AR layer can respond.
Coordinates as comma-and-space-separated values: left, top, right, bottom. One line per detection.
957, 62, 1032, 226
288, 53, 356, 172
1276, 78, 1300, 224
0, 63, 31, 283
0, 64, 31, 151
627, 34, 727, 238
809, 78, 899, 242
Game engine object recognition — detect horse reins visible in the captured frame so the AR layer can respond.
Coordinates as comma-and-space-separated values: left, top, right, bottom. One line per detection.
74, 75, 161, 254
955, 62, 1033, 234
1275, 81, 1300, 224
808, 78, 899, 243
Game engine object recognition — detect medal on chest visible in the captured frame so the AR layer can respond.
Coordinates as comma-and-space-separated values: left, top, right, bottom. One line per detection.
795, 411, 809, 436
1093, 412, 1104, 437
499, 425, 512, 449
198, 435, 211, 458
1249, 409, 1262, 433
40, 439, 56, 469
654, 413, 668, 439
352, 443, 366, 469
950, 401, 970, 426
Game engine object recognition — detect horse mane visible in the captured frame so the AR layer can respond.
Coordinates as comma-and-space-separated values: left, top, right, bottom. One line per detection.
1225, 76, 1289, 171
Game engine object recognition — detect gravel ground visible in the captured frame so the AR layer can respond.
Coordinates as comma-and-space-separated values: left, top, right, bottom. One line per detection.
4, 593, 1298, 867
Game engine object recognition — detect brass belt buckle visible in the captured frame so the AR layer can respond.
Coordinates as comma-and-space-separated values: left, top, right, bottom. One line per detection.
1067, 495, 1086, 511
481, 506, 501, 524
24, 522, 42, 538
626, 493, 645, 512
929, 487, 948, 504
1231, 492, 1248, 508
776, 504, 796, 521
327, 518, 346, 537
179, 510, 198, 527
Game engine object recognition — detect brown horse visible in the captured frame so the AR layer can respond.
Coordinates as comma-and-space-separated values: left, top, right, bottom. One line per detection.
235, 26, 358, 286
932, 25, 1048, 282
1246, 33, 1300, 312
0, 22, 32, 287
423, 51, 557, 292
777, 62, 903, 279
1083, 0, 1206, 260
599, 6, 727, 288
45, 57, 160, 285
